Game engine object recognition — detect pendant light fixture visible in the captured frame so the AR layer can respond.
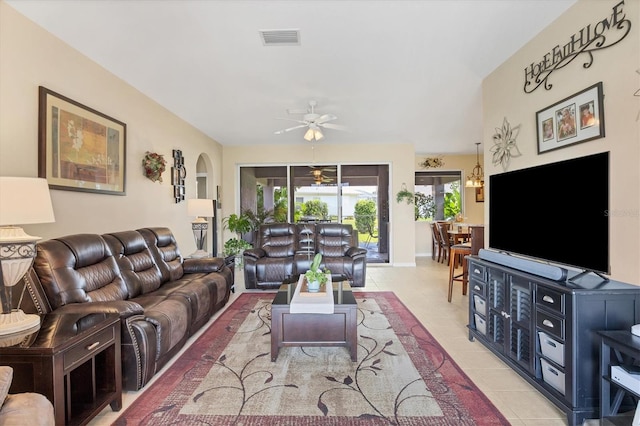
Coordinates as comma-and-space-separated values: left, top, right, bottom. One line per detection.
465, 142, 484, 188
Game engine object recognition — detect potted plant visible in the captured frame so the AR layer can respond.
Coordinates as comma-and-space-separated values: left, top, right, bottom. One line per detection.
304, 253, 331, 292
396, 183, 414, 205
243, 207, 275, 245
222, 213, 252, 266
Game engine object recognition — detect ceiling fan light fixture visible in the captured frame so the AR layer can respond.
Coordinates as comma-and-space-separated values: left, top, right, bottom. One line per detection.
314, 129, 324, 141
304, 128, 314, 141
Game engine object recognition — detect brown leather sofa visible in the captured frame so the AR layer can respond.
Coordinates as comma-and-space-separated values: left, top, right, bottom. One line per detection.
19, 227, 233, 391
243, 223, 367, 289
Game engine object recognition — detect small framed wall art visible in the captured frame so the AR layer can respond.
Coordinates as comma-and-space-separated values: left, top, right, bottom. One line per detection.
536, 82, 604, 154
38, 86, 126, 195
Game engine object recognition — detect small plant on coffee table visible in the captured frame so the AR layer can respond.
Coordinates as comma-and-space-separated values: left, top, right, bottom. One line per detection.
305, 253, 330, 288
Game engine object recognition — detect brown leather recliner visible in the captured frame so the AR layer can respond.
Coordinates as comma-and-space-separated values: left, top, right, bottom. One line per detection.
243, 223, 367, 289
21, 227, 233, 391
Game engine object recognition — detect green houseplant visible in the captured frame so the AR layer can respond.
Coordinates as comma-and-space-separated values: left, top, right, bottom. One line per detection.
395, 183, 414, 205
222, 213, 252, 265
304, 253, 330, 291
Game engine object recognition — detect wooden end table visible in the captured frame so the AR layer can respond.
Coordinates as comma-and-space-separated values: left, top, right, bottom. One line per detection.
271, 276, 357, 362
0, 312, 122, 426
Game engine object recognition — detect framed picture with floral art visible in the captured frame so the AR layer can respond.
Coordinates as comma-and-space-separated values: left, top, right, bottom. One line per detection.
38, 86, 126, 195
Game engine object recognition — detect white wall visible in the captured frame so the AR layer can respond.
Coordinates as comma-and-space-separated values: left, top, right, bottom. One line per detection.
482, 0, 639, 284
0, 2, 225, 255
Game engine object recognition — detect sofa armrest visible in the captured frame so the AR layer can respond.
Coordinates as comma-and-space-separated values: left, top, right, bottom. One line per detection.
53, 300, 144, 319
346, 246, 367, 258
183, 257, 225, 273
243, 248, 265, 260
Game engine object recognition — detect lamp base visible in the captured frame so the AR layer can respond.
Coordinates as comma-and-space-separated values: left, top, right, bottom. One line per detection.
189, 249, 210, 259
0, 309, 41, 336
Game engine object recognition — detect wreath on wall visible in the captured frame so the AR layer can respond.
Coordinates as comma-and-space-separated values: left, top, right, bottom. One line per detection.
142, 151, 167, 183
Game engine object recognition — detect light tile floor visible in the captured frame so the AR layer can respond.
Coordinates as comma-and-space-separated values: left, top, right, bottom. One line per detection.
90, 257, 593, 425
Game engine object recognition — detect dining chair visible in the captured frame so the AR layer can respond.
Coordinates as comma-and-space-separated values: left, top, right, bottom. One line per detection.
430, 222, 441, 261
448, 242, 471, 302
436, 222, 452, 264
447, 225, 484, 302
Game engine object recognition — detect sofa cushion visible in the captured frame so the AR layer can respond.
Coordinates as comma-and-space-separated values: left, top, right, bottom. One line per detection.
138, 228, 184, 282
316, 224, 352, 257
103, 231, 164, 297
35, 235, 128, 309
259, 223, 296, 258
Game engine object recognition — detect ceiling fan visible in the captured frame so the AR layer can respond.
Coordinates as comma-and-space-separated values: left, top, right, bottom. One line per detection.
274, 100, 347, 141
309, 166, 335, 185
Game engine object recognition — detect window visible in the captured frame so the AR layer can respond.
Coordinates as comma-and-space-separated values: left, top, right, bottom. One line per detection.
415, 171, 462, 221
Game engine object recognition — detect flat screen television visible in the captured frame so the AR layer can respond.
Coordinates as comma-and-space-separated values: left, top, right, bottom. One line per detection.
489, 151, 609, 275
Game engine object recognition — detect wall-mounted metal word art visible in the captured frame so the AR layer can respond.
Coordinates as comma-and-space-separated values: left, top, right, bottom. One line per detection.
171, 149, 186, 203
523, 0, 631, 94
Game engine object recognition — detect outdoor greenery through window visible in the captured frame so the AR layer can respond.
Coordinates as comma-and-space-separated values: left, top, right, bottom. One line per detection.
415, 171, 462, 221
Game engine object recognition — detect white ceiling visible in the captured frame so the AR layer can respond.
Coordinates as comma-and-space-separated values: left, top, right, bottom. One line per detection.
7, 0, 576, 155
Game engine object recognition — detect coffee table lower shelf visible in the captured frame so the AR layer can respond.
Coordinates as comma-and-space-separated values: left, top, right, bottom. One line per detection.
271, 304, 358, 361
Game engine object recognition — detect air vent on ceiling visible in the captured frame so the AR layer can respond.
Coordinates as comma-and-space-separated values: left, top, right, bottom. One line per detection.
259, 29, 300, 46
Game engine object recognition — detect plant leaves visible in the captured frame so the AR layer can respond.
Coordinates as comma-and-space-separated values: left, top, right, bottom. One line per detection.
343, 376, 353, 385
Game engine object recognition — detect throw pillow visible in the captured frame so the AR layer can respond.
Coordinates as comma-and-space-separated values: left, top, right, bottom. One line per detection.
0, 366, 13, 407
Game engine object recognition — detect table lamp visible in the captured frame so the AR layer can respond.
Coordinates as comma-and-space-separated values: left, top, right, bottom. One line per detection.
187, 198, 214, 258
0, 177, 55, 335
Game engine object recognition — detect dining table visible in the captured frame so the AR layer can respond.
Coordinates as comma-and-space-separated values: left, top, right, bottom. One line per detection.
448, 229, 470, 245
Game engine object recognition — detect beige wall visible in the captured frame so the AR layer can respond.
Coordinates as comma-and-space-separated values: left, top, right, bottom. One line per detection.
0, 2, 224, 255
482, 0, 640, 284
222, 142, 417, 265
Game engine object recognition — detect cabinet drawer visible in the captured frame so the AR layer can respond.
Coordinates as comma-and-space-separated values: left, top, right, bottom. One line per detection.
473, 295, 487, 316
536, 311, 564, 340
540, 358, 565, 395
471, 280, 486, 296
538, 331, 565, 367
469, 263, 486, 281
474, 314, 487, 335
64, 326, 115, 371
536, 287, 564, 315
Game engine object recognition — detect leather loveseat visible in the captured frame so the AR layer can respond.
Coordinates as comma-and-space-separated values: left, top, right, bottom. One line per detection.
243, 223, 367, 289
18, 227, 233, 391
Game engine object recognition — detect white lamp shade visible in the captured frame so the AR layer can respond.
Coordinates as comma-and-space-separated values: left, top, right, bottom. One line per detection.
0, 177, 55, 226
187, 199, 214, 218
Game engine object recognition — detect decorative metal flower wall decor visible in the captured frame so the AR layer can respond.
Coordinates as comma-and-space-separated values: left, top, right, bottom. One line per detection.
419, 157, 444, 169
491, 117, 522, 171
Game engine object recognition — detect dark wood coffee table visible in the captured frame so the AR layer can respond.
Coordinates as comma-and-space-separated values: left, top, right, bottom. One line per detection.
271, 276, 357, 362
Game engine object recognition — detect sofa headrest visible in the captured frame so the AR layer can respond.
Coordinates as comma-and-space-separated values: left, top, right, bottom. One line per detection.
55, 234, 113, 268
106, 230, 148, 255
141, 227, 174, 247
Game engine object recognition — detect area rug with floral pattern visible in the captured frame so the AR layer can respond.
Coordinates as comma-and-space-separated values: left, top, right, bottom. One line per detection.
113, 291, 509, 425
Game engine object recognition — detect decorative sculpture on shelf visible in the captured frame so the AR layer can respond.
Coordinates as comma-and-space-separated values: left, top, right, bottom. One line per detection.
491, 117, 521, 171
142, 152, 167, 183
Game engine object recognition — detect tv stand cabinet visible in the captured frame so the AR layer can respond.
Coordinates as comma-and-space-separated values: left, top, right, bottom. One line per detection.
467, 256, 640, 426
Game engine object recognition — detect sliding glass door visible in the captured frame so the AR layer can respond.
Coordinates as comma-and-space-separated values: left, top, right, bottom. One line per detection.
239, 164, 389, 263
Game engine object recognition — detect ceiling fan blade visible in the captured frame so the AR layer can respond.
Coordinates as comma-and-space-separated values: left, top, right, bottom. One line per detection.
275, 117, 308, 124
319, 123, 348, 131
274, 124, 307, 135
316, 114, 337, 124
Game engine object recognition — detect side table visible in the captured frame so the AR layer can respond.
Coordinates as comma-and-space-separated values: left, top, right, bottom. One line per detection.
0, 312, 122, 426
597, 330, 640, 424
